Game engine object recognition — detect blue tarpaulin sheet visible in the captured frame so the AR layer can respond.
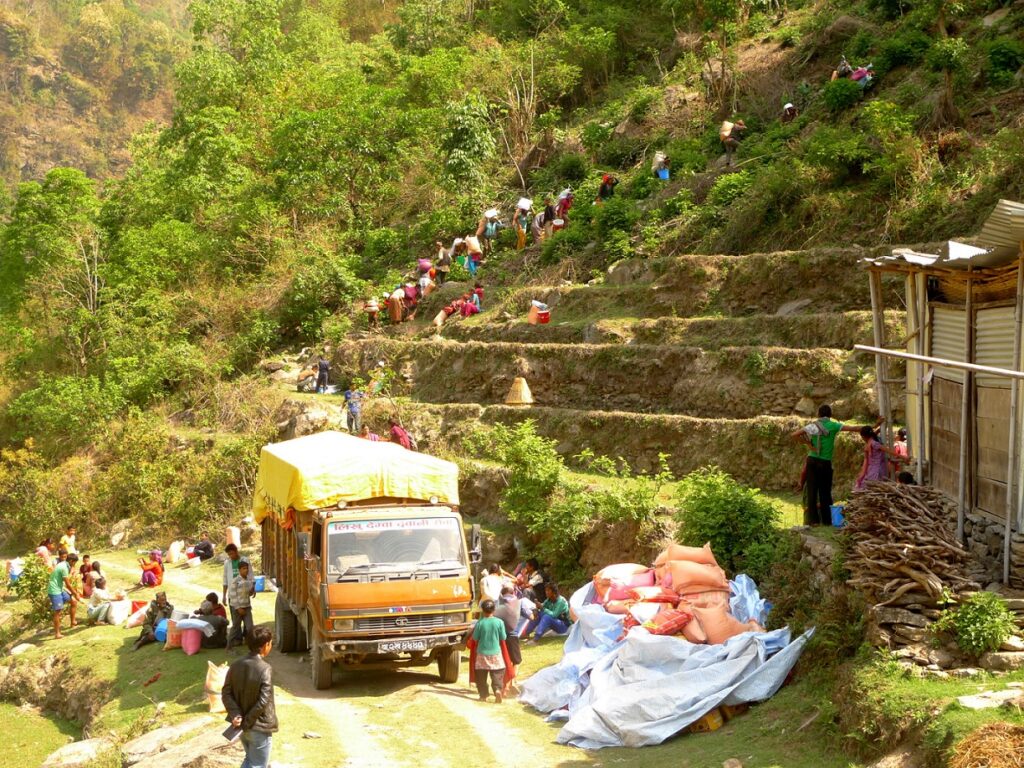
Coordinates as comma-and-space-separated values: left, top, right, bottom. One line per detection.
519, 578, 813, 749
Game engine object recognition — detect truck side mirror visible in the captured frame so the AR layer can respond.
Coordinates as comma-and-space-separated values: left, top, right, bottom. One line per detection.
469, 524, 482, 564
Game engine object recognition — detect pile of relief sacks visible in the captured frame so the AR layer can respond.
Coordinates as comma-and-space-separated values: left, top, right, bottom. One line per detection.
593, 543, 763, 644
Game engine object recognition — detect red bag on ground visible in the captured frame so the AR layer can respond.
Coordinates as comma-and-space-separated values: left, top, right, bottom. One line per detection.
642, 608, 694, 636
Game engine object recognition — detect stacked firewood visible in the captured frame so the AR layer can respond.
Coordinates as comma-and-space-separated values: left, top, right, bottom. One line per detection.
844, 483, 980, 649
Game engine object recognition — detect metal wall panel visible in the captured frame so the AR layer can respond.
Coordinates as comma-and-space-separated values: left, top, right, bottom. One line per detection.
931, 306, 966, 382
976, 306, 1016, 388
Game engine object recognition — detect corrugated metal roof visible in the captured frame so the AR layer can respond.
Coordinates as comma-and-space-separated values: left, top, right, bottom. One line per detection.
977, 199, 1024, 252
867, 200, 1023, 270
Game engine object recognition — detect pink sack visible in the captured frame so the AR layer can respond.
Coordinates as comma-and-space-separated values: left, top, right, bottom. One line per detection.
126, 606, 148, 629
181, 628, 203, 656
594, 564, 654, 603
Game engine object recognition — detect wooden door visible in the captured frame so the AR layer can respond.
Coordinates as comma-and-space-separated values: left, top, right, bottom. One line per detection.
930, 377, 964, 499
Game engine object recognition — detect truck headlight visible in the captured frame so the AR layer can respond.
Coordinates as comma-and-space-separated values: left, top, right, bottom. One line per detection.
445, 612, 466, 625
332, 619, 354, 632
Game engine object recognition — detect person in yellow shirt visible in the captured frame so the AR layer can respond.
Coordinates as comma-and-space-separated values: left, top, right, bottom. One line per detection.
59, 525, 78, 555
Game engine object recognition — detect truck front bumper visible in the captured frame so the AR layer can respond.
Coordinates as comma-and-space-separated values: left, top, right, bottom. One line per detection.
322, 629, 469, 660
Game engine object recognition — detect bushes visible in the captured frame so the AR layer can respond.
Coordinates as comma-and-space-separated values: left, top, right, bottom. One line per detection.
7, 376, 126, 455
278, 253, 365, 342
706, 170, 753, 207
803, 127, 873, 178
553, 152, 590, 183
876, 30, 931, 75
11, 554, 53, 625
540, 224, 589, 265
822, 78, 863, 113
933, 591, 1018, 657
593, 195, 639, 239
673, 467, 781, 582
984, 37, 1024, 88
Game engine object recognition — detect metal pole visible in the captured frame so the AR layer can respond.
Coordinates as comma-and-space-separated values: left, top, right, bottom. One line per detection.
957, 272, 973, 544
853, 346, 1024, 380
1003, 250, 1024, 584
908, 272, 926, 484
868, 270, 891, 445
918, 273, 929, 484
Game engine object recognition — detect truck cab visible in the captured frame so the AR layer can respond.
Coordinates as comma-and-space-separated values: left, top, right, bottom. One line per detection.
254, 431, 479, 689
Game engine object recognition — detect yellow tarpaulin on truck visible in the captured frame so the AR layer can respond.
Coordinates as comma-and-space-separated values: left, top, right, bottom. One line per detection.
252, 430, 460, 524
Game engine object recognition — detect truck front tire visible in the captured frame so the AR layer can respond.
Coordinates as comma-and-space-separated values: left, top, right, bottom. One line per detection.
437, 647, 461, 684
312, 640, 333, 690
275, 594, 298, 654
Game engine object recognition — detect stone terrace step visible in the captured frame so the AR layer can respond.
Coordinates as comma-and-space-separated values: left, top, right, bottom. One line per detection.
440, 310, 905, 349
335, 338, 883, 419
361, 401, 864, 493
485, 248, 903, 322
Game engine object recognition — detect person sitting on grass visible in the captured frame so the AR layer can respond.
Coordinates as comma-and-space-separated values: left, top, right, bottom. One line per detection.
86, 577, 116, 625
193, 532, 215, 561
48, 552, 81, 639
195, 591, 228, 619
193, 592, 230, 648
132, 591, 174, 651
471, 599, 507, 704
139, 550, 163, 587
522, 583, 571, 644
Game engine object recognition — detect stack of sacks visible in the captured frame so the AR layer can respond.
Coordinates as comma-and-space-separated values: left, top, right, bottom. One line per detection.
591, 543, 764, 645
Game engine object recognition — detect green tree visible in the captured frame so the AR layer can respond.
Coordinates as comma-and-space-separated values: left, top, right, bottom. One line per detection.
440, 96, 496, 187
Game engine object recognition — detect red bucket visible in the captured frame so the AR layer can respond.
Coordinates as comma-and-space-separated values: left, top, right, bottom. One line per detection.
552, 218, 565, 232
538, 310, 551, 324
131, 600, 148, 614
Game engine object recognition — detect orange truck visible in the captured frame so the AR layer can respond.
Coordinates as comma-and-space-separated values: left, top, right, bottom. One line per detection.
254, 431, 480, 689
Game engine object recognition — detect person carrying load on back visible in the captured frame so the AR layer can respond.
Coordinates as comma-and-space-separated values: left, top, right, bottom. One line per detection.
435, 242, 451, 284
513, 199, 532, 250
555, 187, 574, 223
476, 209, 504, 257
595, 175, 618, 204
720, 119, 746, 167
465, 237, 483, 277
651, 151, 670, 178
781, 102, 798, 123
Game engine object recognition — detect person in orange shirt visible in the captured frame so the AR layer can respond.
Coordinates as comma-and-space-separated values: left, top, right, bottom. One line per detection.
139, 550, 164, 588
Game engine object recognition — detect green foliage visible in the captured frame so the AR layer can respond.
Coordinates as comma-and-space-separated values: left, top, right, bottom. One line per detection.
389, 0, 465, 54
10, 554, 53, 625
673, 467, 781, 581
822, 78, 863, 113
706, 170, 752, 207
877, 30, 932, 74
440, 96, 496, 186
552, 152, 590, 183
279, 254, 365, 342
574, 449, 673, 527
7, 377, 125, 455
540, 223, 590, 265
628, 86, 661, 122
984, 37, 1024, 87
927, 37, 969, 74
803, 127, 873, 178
933, 591, 1017, 657
593, 195, 639, 238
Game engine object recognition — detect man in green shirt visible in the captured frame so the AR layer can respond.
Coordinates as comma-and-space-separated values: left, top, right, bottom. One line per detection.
48, 552, 81, 639
791, 404, 881, 526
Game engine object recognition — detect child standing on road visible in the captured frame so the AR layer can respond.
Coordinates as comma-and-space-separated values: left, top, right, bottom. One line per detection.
471, 599, 507, 703
226, 559, 256, 651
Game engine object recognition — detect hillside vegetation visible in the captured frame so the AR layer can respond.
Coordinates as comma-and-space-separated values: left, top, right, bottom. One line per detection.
0, 0, 1021, 550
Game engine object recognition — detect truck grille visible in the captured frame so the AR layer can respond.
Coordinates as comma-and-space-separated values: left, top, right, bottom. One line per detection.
354, 614, 447, 632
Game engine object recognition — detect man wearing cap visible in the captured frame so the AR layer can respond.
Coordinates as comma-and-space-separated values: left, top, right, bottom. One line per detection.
226, 558, 257, 651
132, 591, 174, 650
476, 209, 504, 257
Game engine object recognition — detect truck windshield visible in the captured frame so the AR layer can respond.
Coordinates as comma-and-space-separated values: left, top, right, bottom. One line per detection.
327, 517, 464, 574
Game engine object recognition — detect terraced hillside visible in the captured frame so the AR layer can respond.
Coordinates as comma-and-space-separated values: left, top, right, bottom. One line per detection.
341, 245, 908, 493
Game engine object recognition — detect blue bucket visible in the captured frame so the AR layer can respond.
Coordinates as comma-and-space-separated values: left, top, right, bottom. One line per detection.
831, 505, 845, 527
154, 618, 169, 643
254, 575, 266, 593
657, 168, 670, 180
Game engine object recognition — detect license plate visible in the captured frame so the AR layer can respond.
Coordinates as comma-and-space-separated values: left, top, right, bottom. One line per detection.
378, 640, 427, 653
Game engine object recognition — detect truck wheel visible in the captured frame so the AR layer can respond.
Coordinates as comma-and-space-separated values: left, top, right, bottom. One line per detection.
275, 594, 297, 654
311, 641, 333, 690
437, 647, 461, 684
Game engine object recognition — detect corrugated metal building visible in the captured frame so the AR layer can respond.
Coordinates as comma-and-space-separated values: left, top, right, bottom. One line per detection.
862, 199, 1024, 584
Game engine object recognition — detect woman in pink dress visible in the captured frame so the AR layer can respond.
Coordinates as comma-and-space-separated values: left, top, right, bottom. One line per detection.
855, 426, 907, 490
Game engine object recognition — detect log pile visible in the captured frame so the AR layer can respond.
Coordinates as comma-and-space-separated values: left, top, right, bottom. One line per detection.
844, 483, 980, 651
